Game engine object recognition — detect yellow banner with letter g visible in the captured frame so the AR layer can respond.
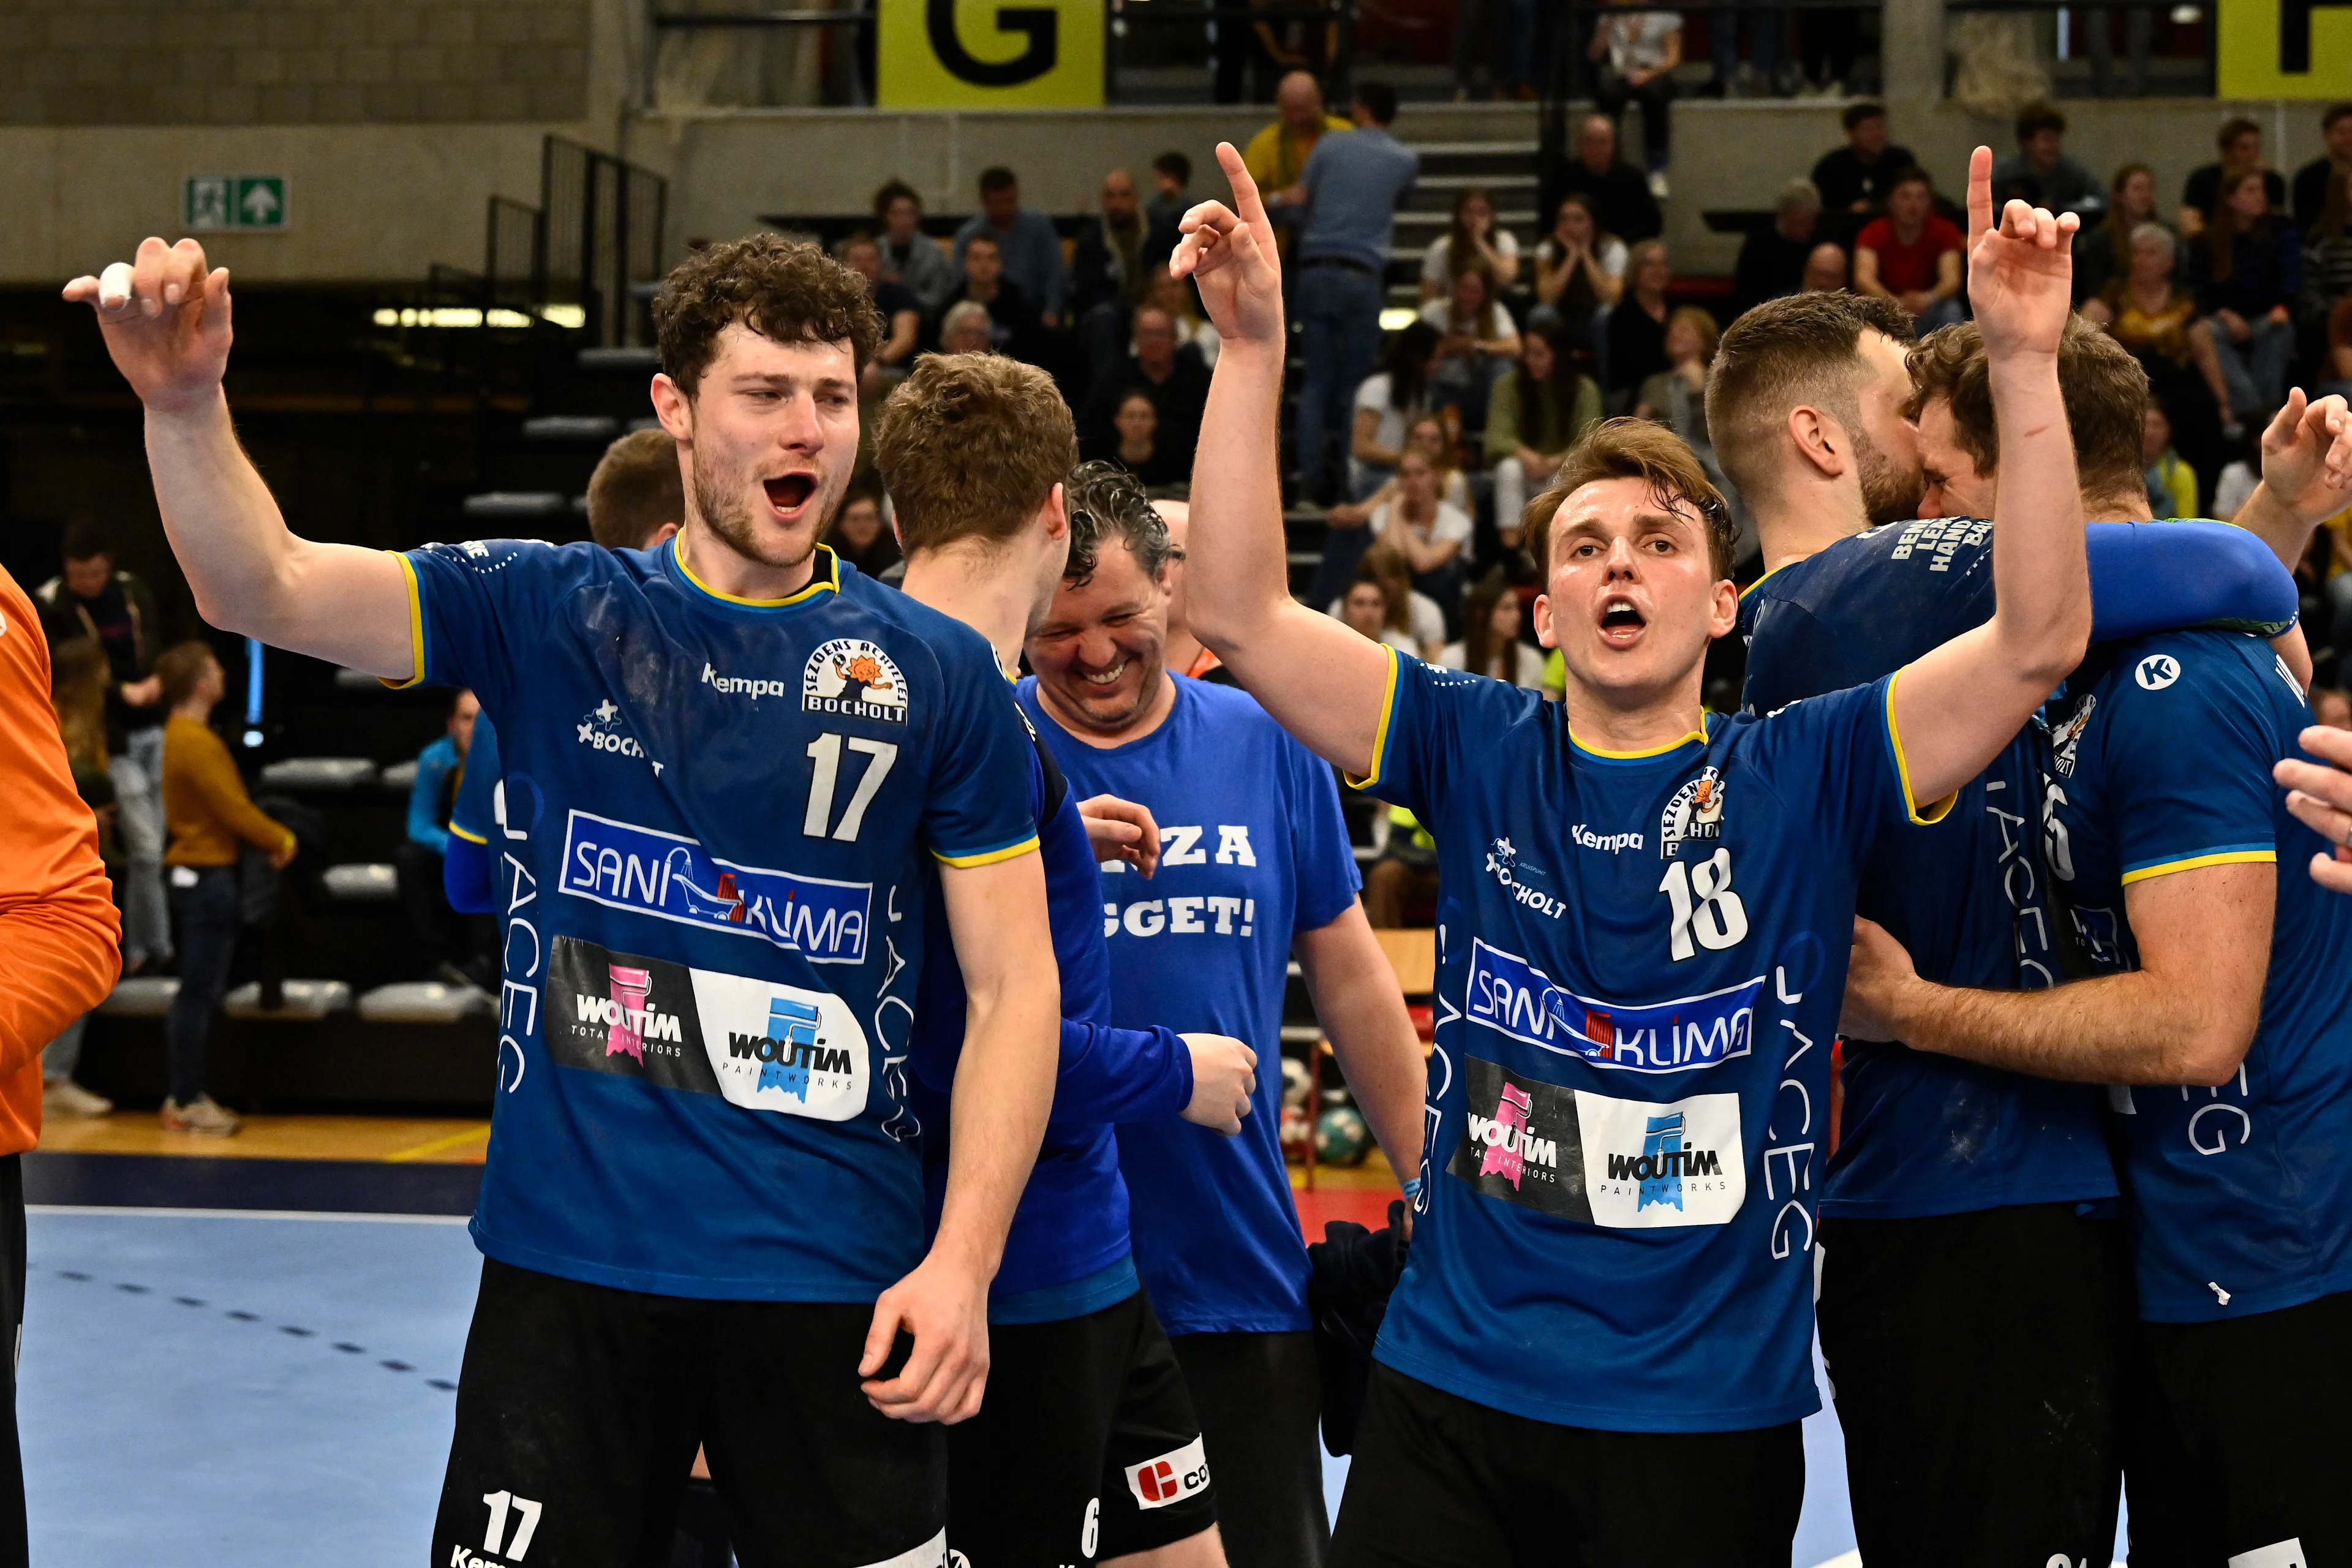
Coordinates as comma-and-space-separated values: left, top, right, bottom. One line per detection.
2217, 0, 2352, 98
877, 0, 1106, 109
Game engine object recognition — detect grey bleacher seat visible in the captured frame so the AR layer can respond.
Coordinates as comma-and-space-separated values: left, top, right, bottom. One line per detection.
578, 346, 659, 372
522, 415, 619, 442
462, 492, 565, 521
260, 756, 377, 790
357, 981, 491, 1024
380, 760, 418, 793
323, 862, 401, 903
98, 975, 179, 1016
224, 979, 352, 1020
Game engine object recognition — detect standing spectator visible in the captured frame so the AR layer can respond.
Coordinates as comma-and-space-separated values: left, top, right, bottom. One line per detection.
2293, 102, 2352, 233
1529, 193, 1627, 344
1348, 321, 1442, 501
1603, 238, 1673, 410
1145, 151, 1194, 263
1370, 450, 1474, 622
1420, 187, 1520, 303
2188, 167, 2301, 432
1855, 167, 1965, 329
1991, 102, 2105, 219
2179, 117, 2286, 238
40, 637, 117, 1120
872, 178, 956, 317
2073, 162, 2165, 307
1071, 168, 1153, 323
1802, 241, 1850, 292
1291, 80, 1419, 503
1711, 0, 1789, 98
947, 234, 1050, 366
821, 486, 902, 583
1732, 178, 1825, 315
399, 688, 489, 990
952, 167, 1068, 328
1486, 325, 1602, 544
1556, 113, 1663, 243
1438, 575, 1546, 689
1248, 70, 1351, 225
1452, 0, 1538, 100
34, 521, 167, 978
1796, 1, 1856, 94
839, 233, 919, 400
1082, 306, 1211, 467
1110, 391, 1189, 488
2143, 400, 2198, 519
1420, 261, 1520, 438
156, 639, 296, 1136
0, 557, 123, 1559
1588, 0, 1683, 197
1810, 101, 1915, 216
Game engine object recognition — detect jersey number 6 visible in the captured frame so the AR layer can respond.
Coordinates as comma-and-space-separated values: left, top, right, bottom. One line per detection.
1659, 848, 1749, 961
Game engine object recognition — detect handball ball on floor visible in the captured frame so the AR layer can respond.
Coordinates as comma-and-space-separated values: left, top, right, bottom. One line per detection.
1281, 1055, 1313, 1109
1316, 1106, 1370, 1166
1281, 1103, 1315, 1163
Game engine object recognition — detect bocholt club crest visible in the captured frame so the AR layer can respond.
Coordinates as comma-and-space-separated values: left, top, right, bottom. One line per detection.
1660, 767, 1726, 857
802, 638, 908, 725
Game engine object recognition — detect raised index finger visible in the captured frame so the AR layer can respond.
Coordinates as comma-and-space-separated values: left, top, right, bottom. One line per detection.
1216, 140, 1271, 232
1966, 145, 1995, 249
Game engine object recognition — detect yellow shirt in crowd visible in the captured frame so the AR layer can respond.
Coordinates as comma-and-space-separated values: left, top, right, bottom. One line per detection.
163, 714, 295, 867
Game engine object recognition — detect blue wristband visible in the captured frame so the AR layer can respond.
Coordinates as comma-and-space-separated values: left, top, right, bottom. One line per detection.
1400, 1175, 1425, 1202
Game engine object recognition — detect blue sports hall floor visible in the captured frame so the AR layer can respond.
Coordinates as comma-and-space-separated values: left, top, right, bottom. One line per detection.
18, 1131, 2129, 1566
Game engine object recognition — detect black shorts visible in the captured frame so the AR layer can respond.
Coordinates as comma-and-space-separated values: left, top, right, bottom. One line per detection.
947, 1287, 1216, 1567
1815, 1201, 2128, 1567
432, 1257, 946, 1568
2122, 1287, 2352, 1568
1328, 1363, 1802, 1568
1170, 1330, 1328, 1568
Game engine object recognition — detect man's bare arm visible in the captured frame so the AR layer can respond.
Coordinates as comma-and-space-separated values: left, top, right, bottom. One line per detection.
1842, 862, 2272, 1087
1171, 144, 1393, 777
1295, 902, 1427, 1189
64, 238, 414, 677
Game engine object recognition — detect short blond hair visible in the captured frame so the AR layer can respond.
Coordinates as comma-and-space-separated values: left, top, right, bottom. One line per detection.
1526, 419, 1736, 581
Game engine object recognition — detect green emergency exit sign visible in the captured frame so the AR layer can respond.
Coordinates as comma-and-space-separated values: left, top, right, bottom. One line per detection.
183, 175, 288, 232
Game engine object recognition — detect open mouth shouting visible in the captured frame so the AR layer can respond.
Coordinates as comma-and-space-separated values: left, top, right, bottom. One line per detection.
762, 472, 820, 523
1597, 594, 1648, 649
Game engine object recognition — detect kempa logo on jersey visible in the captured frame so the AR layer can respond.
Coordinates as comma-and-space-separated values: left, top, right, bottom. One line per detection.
1124, 1436, 1210, 1510
1447, 1057, 1745, 1226
1659, 768, 1725, 857
701, 662, 789, 701
558, 809, 872, 964
546, 935, 870, 1120
1571, 823, 1643, 854
1464, 939, 1760, 1073
804, 638, 909, 724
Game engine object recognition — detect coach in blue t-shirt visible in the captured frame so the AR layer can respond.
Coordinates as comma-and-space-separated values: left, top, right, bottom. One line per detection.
1023, 476, 1428, 1568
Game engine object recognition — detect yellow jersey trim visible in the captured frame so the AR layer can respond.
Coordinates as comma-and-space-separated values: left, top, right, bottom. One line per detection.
448, 823, 489, 845
379, 551, 428, 690
933, 835, 1042, 870
1885, 669, 1956, 825
673, 537, 842, 608
1738, 562, 1789, 603
1343, 644, 1402, 792
1571, 727, 1708, 760
2120, 849, 2277, 886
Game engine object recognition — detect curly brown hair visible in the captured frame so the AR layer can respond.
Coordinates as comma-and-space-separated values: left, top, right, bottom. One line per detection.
873, 352, 1078, 555
653, 233, 884, 395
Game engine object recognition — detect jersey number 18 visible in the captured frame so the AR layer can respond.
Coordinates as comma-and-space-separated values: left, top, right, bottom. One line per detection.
1659, 848, 1749, 961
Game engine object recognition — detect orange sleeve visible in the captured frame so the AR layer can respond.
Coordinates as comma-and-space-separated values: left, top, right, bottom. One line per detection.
186, 726, 296, 853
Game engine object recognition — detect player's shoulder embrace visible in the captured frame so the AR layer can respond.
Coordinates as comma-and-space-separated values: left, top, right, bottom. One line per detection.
2097, 627, 2297, 710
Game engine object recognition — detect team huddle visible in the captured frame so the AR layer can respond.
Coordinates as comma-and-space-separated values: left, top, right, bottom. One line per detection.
62, 137, 2352, 1568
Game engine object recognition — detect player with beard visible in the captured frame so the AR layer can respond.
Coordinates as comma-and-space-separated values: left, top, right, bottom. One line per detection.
1168, 139, 2092, 1566
1020, 464, 1428, 1568
1711, 281, 2341, 1562
876, 359, 1256, 1568
67, 234, 1060, 1568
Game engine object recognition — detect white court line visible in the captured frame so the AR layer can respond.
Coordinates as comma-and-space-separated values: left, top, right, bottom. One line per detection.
29, 1204, 470, 1225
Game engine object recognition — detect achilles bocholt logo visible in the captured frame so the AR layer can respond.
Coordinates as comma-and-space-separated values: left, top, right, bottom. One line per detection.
803, 638, 908, 724
1660, 768, 1725, 858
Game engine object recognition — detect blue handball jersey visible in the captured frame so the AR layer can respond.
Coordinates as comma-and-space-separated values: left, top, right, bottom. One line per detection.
1016, 675, 1363, 1336
391, 537, 1039, 1301
448, 713, 500, 848
2044, 630, 2352, 1323
1355, 649, 1932, 1431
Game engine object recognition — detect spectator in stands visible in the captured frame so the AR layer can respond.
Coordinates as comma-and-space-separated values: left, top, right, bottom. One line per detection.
1855, 167, 1964, 329
1438, 574, 1545, 688
1557, 113, 1663, 244
840, 233, 921, 400
1335, 568, 1416, 657
2, 555, 123, 1548
1147, 151, 1194, 262
2188, 167, 2301, 432
1332, 548, 1444, 658
1588, 0, 1683, 198
1487, 325, 1602, 546
823, 486, 901, 582
953, 167, 1068, 328
1991, 101, 2105, 220
1420, 187, 1520, 303
1422, 260, 1520, 437
1083, 306, 1210, 467
1110, 391, 1189, 488
2180, 117, 2286, 238
1603, 239, 1673, 411
1529, 194, 1626, 347
585, 428, 685, 554
1148, 270, 1221, 368
157, 639, 296, 1136
873, 178, 956, 317
1710, 0, 1787, 99
2317, 508, 2352, 685
2073, 162, 2165, 307
1291, 79, 1420, 504
1249, 70, 1351, 219
1363, 802, 1439, 928
1637, 306, 1724, 474
1073, 168, 1153, 323
2301, 158, 2352, 326
939, 300, 995, 357
34, 520, 167, 978
1803, 241, 1849, 292
1347, 321, 1442, 503
2325, 295, 2352, 398
2293, 102, 2352, 233
1333, 413, 1472, 530
948, 233, 1050, 366
2143, 399, 2198, 519
399, 688, 489, 990
1369, 449, 1474, 623
1732, 179, 1824, 315
1453, 0, 1539, 100
40, 637, 117, 1119
2089, 223, 2234, 430
1810, 100, 1913, 216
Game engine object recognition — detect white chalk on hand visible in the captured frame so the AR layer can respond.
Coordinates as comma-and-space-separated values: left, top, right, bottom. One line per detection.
97, 262, 135, 309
